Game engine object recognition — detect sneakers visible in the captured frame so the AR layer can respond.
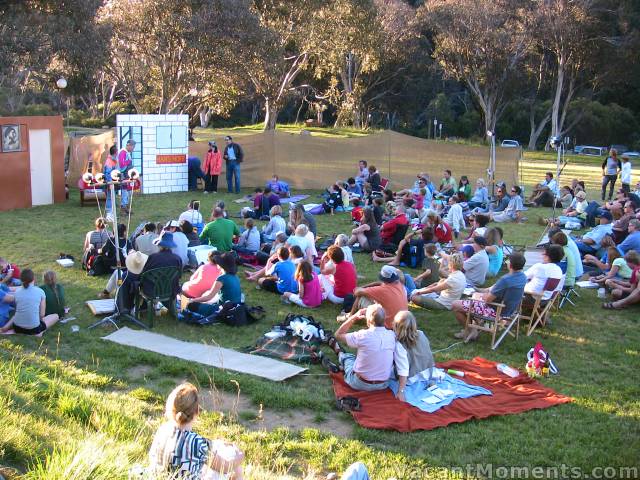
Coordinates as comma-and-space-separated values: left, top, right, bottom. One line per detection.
98, 290, 111, 299
336, 313, 349, 323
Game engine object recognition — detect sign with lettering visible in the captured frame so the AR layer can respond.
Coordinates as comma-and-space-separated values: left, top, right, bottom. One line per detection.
156, 154, 186, 164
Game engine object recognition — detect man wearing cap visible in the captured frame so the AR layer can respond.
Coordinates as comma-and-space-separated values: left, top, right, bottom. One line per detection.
164, 221, 189, 266
575, 211, 613, 256
199, 207, 240, 252
462, 236, 489, 287
338, 265, 408, 329
223, 135, 244, 194
117, 139, 136, 213
203, 140, 222, 193
325, 304, 396, 392
141, 232, 183, 297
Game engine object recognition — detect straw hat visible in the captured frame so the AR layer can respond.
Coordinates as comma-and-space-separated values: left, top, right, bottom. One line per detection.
125, 251, 148, 275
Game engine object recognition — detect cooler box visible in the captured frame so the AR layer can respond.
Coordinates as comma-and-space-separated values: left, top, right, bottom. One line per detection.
187, 245, 217, 268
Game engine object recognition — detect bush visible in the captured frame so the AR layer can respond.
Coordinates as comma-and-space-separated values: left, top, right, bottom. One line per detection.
67, 108, 89, 126
80, 117, 107, 128
18, 103, 54, 116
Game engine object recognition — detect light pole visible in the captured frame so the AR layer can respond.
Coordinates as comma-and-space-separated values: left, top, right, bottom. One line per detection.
56, 77, 69, 128
433, 118, 438, 140
439, 123, 443, 140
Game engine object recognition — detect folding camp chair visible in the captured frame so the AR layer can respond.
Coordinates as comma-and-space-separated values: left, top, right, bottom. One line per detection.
520, 277, 561, 336
135, 266, 181, 328
558, 283, 580, 308
464, 300, 522, 350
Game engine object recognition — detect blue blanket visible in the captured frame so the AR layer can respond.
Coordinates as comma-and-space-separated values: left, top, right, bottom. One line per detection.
388, 373, 491, 413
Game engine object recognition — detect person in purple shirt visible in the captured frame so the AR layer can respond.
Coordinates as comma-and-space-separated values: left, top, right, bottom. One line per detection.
265, 175, 290, 197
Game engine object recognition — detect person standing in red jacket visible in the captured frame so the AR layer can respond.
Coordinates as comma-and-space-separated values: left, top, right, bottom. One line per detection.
202, 141, 222, 193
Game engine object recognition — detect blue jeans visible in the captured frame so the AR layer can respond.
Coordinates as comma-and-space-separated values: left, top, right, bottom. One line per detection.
226, 161, 241, 193
339, 353, 389, 392
120, 189, 130, 208
403, 273, 417, 299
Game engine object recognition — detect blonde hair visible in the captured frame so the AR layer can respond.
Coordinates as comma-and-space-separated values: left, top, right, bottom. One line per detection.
476, 178, 485, 187
95, 217, 106, 229
385, 201, 397, 216
394, 311, 418, 349
165, 383, 199, 426
449, 253, 464, 271
270, 205, 283, 217
334, 234, 349, 247
43, 270, 57, 287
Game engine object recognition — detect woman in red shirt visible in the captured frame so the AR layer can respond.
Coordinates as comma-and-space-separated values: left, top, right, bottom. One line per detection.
202, 141, 222, 193
319, 246, 357, 305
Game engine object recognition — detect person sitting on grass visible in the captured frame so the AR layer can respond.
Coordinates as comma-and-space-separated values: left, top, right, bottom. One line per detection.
490, 185, 524, 223
142, 232, 183, 299
393, 310, 435, 400
484, 228, 504, 278
319, 245, 357, 306
583, 246, 621, 277
348, 207, 381, 252
337, 265, 407, 329
286, 224, 315, 263
41, 270, 65, 318
200, 207, 240, 253
0, 272, 16, 328
135, 222, 159, 256
180, 220, 200, 248
410, 253, 465, 311
182, 250, 221, 299
257, 246, 297, 295
616, 218, 640, 256
233, 218, 261, 255
590, 247, 632, 286
603, 250, 640, 310
186, 253, 242, 316
445, 195, 465, 237
547, 190, 588, 227
436, 169, 456, 199
0, 269, 60, 336
178, 200, 204, 227
451, 252, 527, 341
346, 177, 363, 199
247, 232, 288, 280
526, 172, 559, 207
380, 204, 409, 246
551, 231, 577, 289
371, 227, 434, 267
423, 211, 453, 245
411, 243, 441, 289
575, 211, 613, 256
323, 304, 396, 392
334, 234, 354, 264
440, 236, 488, 287
266, 174, 290, 197
261, 205, 287, 242
149, 382, 244, 480
323, 183, 344, 214
467, 178, 489, 209
282, 261, 323, 308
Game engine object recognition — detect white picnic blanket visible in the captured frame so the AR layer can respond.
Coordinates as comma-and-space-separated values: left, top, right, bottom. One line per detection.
102, 327, 306, 381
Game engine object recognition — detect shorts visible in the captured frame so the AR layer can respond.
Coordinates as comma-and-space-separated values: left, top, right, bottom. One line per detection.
461, 299, 497, 319
14, 320, 46, 335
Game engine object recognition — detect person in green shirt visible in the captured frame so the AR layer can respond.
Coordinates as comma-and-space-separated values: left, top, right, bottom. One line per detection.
437, 169, 456, 199
551, 232, 576, 287
41, 271, 65, 317
199, 207, 240, 252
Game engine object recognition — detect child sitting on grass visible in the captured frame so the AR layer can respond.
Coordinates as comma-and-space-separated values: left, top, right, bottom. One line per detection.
282, 261, 322, 308
258, 247, 298, 295
41, 270, 66, 318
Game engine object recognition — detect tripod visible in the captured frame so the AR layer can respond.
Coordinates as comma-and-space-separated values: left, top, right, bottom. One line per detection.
536, 139, 567, 246
88, 181, 148, 330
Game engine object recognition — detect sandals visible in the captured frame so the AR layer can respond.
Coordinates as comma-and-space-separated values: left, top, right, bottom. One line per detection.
321, 353, 341, 373
336, 396, 361, 412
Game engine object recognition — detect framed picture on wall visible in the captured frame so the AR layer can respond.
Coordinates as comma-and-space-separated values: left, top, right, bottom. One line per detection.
1, 125, 21, 152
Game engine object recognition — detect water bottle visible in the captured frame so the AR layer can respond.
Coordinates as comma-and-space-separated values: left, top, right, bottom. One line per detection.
497, 363, 520, 378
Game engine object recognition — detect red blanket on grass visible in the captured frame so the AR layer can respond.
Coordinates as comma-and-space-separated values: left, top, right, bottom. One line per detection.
330, 357, 572, 432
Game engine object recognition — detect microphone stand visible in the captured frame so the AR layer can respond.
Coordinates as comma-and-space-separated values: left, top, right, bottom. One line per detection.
88, 180, 148, 330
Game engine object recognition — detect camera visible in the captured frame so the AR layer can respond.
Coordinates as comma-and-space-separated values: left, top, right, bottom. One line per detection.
549, 136, 562, 149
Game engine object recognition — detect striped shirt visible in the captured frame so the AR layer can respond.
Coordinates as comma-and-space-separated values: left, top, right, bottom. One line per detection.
149, 422, 210, 479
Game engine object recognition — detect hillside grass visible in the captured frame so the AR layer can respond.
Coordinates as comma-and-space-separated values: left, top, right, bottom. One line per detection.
1, 127, 638, 478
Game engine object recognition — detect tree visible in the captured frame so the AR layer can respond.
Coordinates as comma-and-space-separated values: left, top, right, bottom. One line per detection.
420, 0, 530, 135
99, 0, 253, 117
312, 0, 420, 129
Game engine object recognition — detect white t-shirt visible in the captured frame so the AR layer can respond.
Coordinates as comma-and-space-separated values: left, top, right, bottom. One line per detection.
341, 246, 354, 264
178, 209, 203, 225
436, 270, 466, 309
524, 262, 564, 300
621, 162, 632, 184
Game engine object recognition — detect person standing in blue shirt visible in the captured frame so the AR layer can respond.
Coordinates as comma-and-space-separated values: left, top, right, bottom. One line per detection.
223, 136, 244, 194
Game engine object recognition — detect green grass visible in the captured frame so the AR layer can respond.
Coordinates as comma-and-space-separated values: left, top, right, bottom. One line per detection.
193, 123, 375, 140
0, 145, 639, 478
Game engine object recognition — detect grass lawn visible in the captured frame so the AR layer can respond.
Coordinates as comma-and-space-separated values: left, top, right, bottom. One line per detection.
1, 139, 638, 478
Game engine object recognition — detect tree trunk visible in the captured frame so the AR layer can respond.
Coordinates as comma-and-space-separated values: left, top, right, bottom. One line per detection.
528, 106, 551, 150
263, 98, 279, 131
199, 107, 211, 128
